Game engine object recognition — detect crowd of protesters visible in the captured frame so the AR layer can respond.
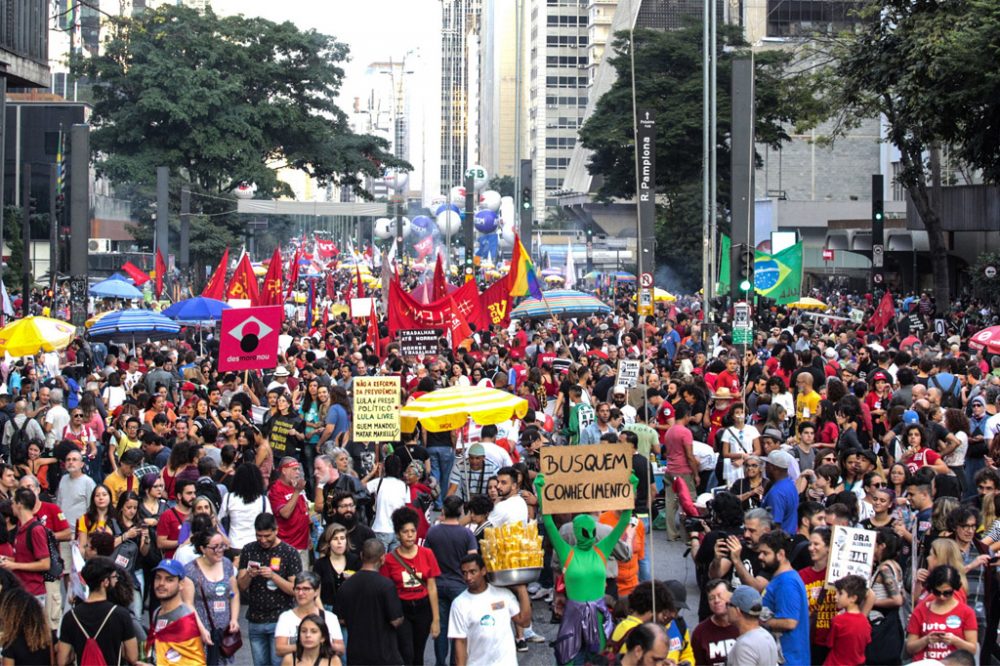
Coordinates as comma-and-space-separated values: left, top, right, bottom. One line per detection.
0, 276, 994, 666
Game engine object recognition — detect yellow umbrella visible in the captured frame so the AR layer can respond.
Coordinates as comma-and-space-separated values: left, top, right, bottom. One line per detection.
401, 386, 529, 433
85, 311, 113, 329
0, 316, 77, 357
632, 288, 676, 303
544, 275, 564, 283
787, 297, 827, 310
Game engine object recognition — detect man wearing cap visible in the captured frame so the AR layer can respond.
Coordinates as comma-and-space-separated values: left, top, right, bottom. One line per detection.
762, 450, 798, 534
179, 380, 199, 411
149, 558, 208, 665
725, 585, 778, 666
447, 444, 499, 502
268, 457, 312, 571
611, 386, 637, 425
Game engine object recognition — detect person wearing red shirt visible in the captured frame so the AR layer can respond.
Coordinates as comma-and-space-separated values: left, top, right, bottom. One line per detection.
1, 488, 52, 601
380, 506, 441, 666
156, 478, 195, 558
824, 574, 871, 666
906, 565, 978, 661
269, 457, 311, 569
716, 357, 741, 395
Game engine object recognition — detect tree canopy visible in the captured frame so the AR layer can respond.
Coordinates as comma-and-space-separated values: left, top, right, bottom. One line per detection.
578, 24, 824, 289
73, 5, 408, 199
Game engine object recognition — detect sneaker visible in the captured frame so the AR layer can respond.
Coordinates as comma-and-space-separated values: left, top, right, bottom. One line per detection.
531, 586, 552, 600
544, 589, 554, 603
524, 628, 546, 643
516, 639, 528, 652
527, 582, 541, 595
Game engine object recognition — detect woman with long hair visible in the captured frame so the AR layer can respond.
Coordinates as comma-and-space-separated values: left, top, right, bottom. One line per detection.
906, 565, 978, 660
275, 571, 345, 658
867, 527, 905, 666
798, 527, 836, 665
901, 424, 950, 476
162, 440, 195, 500
0, 585, 52, 665
915, 538, 969, 604
941, 408, 970, 487
181, 529, 240, 666
218, 463, 271, 563
325, 387, 352, 453
279, 613, 342, 666
814, 399, 839, 445
77, 484, 117, 552
101, 372, 127, 412
314, 523, 360, 613
15, 441, 55, 492
114, 490, 150, 619
834, 400, 862, 453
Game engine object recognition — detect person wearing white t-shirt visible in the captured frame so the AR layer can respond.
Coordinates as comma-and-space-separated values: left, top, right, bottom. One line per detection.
487, 467, 528, 527
449, 554, 533, 666
477, 425, 513, 470
366, 455, 411, 550
275, 571, 345, 657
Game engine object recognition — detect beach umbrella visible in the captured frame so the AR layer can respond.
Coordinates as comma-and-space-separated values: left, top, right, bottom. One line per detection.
0, 316, 77, 356
583, 270, 602, 280
544, 275, 564, 283
89, 277, 143, 300
401, 386, 529, 433
85, 311, 113, 329
87, 309, 181, 343
968, 326, 1000, 355
631, 288, 677, 303
612, 271, 636, 282
510, 289, 611, 319
787, 297, 827, 310
161, 296, 232, 323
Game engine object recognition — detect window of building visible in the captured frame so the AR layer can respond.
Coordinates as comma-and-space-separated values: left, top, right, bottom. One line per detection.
766, 0, 864, 38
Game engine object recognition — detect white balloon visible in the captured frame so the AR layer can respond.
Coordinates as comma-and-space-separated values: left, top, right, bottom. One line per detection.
465, 165, 489, 192
233, 183, 255, 200
479, 190, 501, 212
373, 217, 394, 240
436, 210, 462, 235
428, 195, 447, 212
384, 170, 409, 193
449, 186, 466, 208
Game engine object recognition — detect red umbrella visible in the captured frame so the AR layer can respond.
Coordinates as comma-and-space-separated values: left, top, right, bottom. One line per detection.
968, 326, 1000, 354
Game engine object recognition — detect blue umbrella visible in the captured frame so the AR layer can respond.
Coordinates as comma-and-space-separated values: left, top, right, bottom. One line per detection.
106, 273, 134, 282
510, 289, 611, 319
87, 309, 181, 342
89, 277, 143, 300
161, 296, 231, 323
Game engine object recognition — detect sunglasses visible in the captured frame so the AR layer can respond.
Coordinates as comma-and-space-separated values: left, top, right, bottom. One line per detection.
870, 482, 886, 488
932, 589, 955, 598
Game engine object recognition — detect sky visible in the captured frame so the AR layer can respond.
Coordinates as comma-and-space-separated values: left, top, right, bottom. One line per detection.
210, 0, 438, 106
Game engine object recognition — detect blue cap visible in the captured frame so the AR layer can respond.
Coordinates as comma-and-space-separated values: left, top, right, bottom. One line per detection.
153, 558, 185, 578
902, 410, 920, 425
730, 585, 762, 616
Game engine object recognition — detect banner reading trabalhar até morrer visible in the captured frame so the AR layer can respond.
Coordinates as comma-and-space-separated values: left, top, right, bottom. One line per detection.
538, 443, 634, 515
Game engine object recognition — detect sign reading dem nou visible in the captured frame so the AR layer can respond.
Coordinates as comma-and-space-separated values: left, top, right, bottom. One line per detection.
538, 443, 633, 514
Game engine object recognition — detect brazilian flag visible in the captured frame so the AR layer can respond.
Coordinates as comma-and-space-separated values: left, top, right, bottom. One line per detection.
754, 242, 802, 305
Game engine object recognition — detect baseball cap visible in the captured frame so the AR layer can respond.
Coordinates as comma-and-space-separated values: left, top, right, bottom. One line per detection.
766, 450, 793, 470
729, 585, 763, 616
902, 410, 920, 425
468, 444, 486, 457
154, 559, 185, 578
181, 381, 196, 392
612, 385, 627, 396
824, 348, 838, 360
664, 579, 690, 609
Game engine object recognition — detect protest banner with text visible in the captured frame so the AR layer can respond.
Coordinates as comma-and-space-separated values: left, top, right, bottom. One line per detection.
352, 376, 401, 442
538, 443, 633, 514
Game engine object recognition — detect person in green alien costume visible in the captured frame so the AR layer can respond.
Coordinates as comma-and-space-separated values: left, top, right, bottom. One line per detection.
534, 471, 638, 664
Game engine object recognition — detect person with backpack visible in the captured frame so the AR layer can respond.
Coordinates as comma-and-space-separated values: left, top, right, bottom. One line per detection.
2, 398, 44, 463
56, 556, 140, 666
15, 476, 70, 633
1, 487, 53, 604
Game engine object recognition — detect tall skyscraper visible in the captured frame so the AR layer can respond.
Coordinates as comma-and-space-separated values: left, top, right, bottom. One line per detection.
440, 0, 481, 191
477, 0, 520, 178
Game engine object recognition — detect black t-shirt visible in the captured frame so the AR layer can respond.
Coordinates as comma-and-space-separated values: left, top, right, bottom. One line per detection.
347, 442, 378, 478
788, 533, 812, 570
334, 570, 404, 665
237, 540, 302, 623
394, 444, 430, 473
424, 523, 478, 586
426, 430, 452, 449
5, 632, 51, 665
58, 601, 136, 666
263, 412, 305, 460
345, 523, 376, 557
313, 552, 363, 608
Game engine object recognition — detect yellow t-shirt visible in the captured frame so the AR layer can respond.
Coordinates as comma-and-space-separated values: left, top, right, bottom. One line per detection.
103, 471, 137, 505
796, 390, 821, 424
115, 434, 143, 460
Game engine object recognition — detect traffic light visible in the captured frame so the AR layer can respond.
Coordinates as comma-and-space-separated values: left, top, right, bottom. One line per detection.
737, 243, 754, 293
522, 187, 531, 210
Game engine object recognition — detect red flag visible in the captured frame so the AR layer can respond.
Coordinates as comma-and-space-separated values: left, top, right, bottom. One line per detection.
326, 271, 335, 303
121, 261, 150, 286
414, 236, 434, 261
259, 247, 283, 306
315, 236, 336, 258
872, 291, 895, 334
445, 293, 473, 350
226, 253, 259, 304
202, 247, 230, 300
477, 274, 513, 329
286, 247, 301, 297
367, 300, 381, 355
387, 277, 481, 338
432, 253, 448, 301
355, 264, 366, 299
154, 249, 166, 298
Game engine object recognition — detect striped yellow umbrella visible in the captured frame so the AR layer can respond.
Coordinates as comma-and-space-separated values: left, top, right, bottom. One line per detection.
85, 310, 113, 329
0, 316, 77, 357
401, 386, 529, 433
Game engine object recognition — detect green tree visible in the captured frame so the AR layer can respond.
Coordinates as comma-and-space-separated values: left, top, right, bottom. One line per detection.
966, 252, 1000, 306
487, 175, 516, 198
820, 0, 1000, 306
73, 5, 408, 199
579, 24, 824, 290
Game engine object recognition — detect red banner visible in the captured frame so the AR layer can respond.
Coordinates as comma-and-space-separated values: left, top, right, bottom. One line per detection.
871, 291, 895, 334
367, 299, 381, 354
388, 278, 481, 348
414, 236, 434, 261
432, 254, 448, 301
259, 247, 283, 306
286, 247, 300, 297
203, 248, 230, 300
316, 237, 336, 258
477, 275, 513, 329
226, 253, 259, 304
121, 261, 150, 286
154, 249, 166, 298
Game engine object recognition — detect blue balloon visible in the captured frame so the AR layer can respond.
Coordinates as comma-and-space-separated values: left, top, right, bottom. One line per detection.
474, 210, 498, 234
410, 215, 436, 238
434, 203, 462, 217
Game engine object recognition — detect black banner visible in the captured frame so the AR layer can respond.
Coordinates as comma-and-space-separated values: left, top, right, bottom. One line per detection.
397, 328, 443, 358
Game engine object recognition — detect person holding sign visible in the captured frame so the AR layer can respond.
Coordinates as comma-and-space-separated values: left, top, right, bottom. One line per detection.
534, 471, 638, 664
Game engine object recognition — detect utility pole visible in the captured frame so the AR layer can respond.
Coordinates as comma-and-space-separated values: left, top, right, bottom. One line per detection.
49, 164, 58, 296
69, 125, 90, 327
21, 165, 30, 318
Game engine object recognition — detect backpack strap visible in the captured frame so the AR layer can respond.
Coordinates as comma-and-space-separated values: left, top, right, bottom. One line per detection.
70, 605, 117, 640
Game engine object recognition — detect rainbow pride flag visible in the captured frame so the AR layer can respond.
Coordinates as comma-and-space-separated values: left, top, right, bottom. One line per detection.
508, 234, 544, 300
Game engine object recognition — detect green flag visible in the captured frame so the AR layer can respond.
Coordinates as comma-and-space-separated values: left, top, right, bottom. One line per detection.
754, 242, 802, 305
718, 234, 731, 288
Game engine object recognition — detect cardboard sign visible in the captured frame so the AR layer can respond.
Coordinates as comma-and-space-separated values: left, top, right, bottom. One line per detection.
351, 297, 376, 319
849, 308, 864, 324
825, 525, 876, 587
218, 305, 282, 371
616, 359, 641, 388
538, 443, 633, 515
398, 328, 443, 358
352, 376, 401, 442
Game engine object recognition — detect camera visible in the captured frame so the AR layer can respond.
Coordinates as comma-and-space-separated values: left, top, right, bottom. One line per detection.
683, 517, 705, 534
